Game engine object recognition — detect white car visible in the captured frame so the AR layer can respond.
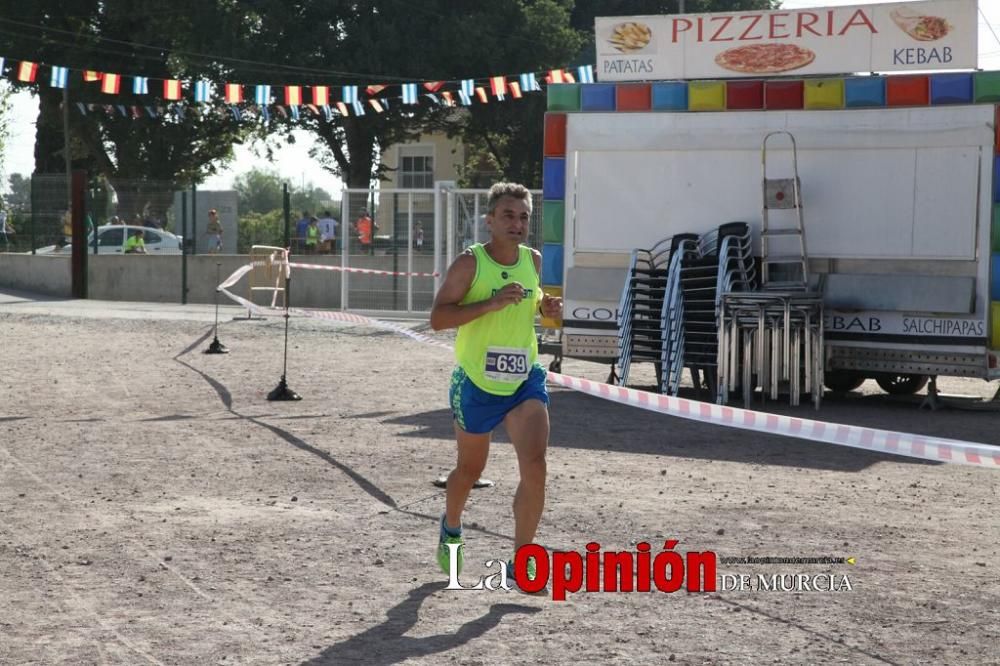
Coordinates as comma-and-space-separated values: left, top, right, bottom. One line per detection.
37, 225, 184, 255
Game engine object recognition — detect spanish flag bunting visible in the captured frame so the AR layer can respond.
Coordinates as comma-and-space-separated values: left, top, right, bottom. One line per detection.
369, 99, 384, 113
489, 75, 506, 99
17, 61, 38, 82
101, 72, 121, 94
335, 101, 349, 117
366, 84, 386, 96
546, 68, 575, 84
163, 79, 182, 100
423, 81, 444, 92
509, 81, 522, 99
476, 86, 488, 104
84, 70, 101, 82
441, 91, 455, 106
285, 85, 302, 106
224, 83, 243, 104
312, 85, 329, 106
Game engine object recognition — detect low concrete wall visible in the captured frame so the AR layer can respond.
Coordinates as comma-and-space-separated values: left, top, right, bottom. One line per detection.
0, 252, 439, 311
0, 254, 72, 297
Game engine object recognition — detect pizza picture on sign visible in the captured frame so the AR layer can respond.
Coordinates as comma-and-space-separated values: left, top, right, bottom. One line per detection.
714, 43, 816, 74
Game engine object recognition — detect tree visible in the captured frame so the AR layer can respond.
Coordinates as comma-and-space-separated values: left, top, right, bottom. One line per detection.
5, 173, 31, 213
452, 0, 778, 186
233, 168, 285, 216
0, 0, 251, 210
223, 0, 582, 187
0, 82, 13, 179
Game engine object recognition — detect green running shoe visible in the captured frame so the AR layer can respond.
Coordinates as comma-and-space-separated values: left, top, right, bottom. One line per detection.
437, 534, 464, 575
507, 555, 538, 584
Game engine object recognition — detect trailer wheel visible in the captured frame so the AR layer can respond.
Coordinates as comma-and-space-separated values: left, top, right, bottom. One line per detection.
824, 370, 866, 393
875, 374, 929, 395
548, 358, 562, 373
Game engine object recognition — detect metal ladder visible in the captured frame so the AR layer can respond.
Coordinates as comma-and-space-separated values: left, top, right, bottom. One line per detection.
761, 131, 809, 290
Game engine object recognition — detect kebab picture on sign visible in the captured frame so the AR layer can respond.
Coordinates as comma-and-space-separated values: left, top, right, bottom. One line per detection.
890, 6, 951, 41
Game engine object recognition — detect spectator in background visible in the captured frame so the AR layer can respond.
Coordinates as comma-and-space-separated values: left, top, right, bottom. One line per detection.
205, 208, 223, 254
415, 222, 424, 252
295, 211, 311, 253
56, 209, 73, 248
0, 204, 13, 249
124, 229, 147, 254
318, 210, 339, 254
355, 209, 376, 254
305, 216, 320, 254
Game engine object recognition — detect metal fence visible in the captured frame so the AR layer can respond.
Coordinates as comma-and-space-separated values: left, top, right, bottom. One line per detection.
4, 178, 544, 315
2, 175, 188, 254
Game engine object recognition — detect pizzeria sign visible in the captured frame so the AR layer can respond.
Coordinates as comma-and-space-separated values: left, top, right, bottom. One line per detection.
595, 0, 977, 81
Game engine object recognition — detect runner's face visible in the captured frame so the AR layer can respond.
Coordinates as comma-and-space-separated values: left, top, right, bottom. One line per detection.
487, 196, 530, 243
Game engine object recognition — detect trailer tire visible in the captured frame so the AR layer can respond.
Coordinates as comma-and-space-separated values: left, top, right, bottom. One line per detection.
875, 374, 928, 395
824, 370, 866, 393
548, 358, 562, 373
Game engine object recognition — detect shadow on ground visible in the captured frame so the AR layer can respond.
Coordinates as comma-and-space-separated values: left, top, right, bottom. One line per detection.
378, 390, 942, 472
300, 582, 539, 666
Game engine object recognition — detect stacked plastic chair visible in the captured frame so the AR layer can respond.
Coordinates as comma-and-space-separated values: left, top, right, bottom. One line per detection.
615, 236, 676, 387
660, 224, 755, 396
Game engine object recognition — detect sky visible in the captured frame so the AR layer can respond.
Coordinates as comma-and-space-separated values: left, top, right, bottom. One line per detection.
2, 0, 999, 195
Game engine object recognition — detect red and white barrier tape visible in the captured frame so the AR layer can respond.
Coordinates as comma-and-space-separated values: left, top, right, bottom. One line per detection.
288, 261, 439, 278
218, 266, 1000, 468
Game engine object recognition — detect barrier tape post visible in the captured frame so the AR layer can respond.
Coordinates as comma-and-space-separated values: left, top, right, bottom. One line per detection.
266, 254, 301, 401
217, 262, 1000, 469
204, 262, 229, 354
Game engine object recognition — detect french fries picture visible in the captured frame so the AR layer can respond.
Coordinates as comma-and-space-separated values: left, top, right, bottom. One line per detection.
609, 22, 652, 53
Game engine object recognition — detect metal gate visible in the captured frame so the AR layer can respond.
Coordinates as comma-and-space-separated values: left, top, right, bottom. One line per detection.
337, 184, 542, 314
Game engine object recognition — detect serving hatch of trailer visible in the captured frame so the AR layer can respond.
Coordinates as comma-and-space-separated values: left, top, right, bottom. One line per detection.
536, 0, 1000, 403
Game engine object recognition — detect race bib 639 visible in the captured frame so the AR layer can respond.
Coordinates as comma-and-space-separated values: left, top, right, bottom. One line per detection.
484, 346, 530, 383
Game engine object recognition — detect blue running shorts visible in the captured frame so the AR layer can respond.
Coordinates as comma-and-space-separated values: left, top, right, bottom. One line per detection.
449, 364, 549, 434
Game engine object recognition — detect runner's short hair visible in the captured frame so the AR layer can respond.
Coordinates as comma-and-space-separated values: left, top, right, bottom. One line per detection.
486, 182, 532, 215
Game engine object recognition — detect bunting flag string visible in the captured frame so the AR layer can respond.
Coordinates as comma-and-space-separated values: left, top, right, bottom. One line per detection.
102, 73, 121, 94
50, 66, 68, 89
0, 51, 594, 120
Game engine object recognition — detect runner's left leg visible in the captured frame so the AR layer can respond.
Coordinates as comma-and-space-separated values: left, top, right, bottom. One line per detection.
503, 398, 549, 549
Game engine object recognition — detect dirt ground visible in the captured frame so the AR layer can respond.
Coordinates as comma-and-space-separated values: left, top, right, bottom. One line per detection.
1, 300, 998, 666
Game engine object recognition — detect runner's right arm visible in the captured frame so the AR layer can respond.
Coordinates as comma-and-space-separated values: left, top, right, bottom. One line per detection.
430, 252, 523, 331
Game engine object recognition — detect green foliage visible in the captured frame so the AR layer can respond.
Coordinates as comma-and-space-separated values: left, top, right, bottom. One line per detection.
237, 209, 285, 254
454, 0, 776, 185
234, 167, 336, 218
0, 82, 12, 180
234, 169, 284, 215
5, 173, 30, 213
0, 0, 250, 184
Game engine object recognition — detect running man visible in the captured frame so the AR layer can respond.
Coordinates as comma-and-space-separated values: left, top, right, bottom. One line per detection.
430, 182, 562, 581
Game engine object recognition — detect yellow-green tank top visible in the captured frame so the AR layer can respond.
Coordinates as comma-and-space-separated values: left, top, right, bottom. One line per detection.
454, 243, 541, 395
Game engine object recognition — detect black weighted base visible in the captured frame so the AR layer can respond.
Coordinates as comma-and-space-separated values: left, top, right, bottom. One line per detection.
267, 376, 302, 401
204, 336, 229, 354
